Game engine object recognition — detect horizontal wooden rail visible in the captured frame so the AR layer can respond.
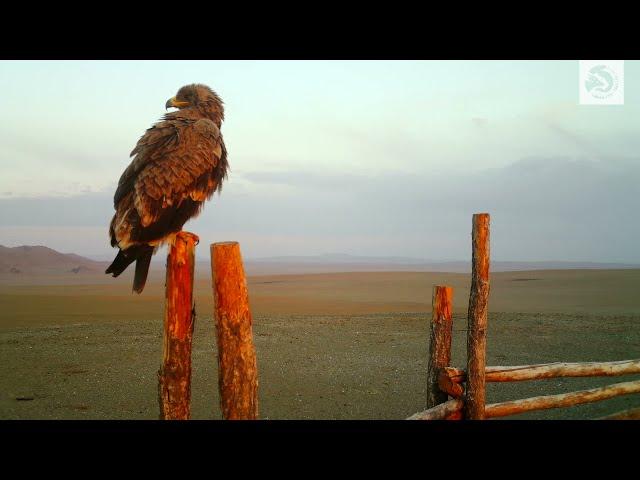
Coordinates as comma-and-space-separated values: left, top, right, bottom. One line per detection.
485, 379, 640, 419
407, 398, 464, 421
443, 359, 640, 384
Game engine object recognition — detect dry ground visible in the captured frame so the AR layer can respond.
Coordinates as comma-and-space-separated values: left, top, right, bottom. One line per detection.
0, 269, 639, 419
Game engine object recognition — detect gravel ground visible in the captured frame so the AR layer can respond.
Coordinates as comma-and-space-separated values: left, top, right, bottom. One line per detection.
1, 311, 638, 419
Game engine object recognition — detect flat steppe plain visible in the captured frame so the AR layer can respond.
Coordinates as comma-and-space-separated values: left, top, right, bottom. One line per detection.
1, 268, 639, 419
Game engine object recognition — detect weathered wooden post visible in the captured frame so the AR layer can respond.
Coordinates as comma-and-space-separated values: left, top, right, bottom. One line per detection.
427, 285, 453, 408
210, 241, 259, 420
158, 231, 198, 420
465, 213, 490, 420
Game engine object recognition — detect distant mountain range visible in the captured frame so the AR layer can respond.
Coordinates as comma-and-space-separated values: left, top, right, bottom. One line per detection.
1, 246, 638, 276
245, 254, 640, 274
250, 253, 433, 264
0, 245, 107, 274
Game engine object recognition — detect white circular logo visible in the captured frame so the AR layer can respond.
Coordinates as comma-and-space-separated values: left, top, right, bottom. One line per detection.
585, 65, 619, 99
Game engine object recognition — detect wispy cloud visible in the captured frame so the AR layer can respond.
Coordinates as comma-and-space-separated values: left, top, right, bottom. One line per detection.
5, 156, 636, 262
545, 122, 604, 158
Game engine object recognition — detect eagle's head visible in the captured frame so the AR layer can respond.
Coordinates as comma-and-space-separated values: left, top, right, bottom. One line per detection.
166, 83, 224, 126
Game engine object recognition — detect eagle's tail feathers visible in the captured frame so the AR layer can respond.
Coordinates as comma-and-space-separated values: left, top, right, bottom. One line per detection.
105, 245, 155, 294
132, 247, 154, 294
105, 248, 137, 277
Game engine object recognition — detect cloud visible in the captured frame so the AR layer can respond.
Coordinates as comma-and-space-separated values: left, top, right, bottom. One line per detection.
1, 156, 638, 262
238, 170, 368, 190
197, 156, 640, 261
0, 191, 113, 226
545, 122, 604, 157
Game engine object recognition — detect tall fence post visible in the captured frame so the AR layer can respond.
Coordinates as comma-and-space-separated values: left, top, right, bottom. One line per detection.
465, 213, 490, 420
210, 241, 259, 420
427, 285, 453, 408
158, 231, 198, 420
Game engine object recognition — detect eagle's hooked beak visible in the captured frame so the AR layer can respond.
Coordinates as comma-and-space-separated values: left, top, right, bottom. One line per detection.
165, 97, 190, 110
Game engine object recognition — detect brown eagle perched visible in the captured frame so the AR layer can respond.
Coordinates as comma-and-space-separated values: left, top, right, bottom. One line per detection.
106, 84, 228, 293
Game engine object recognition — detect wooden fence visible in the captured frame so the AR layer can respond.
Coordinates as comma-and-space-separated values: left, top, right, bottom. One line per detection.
408, 213, 640, 420
155, 214, 639, 420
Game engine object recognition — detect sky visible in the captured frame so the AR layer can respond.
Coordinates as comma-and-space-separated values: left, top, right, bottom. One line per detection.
0, 60, 638, 262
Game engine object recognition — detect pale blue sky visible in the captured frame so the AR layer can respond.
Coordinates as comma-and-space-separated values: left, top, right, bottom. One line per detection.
0, 60, 638, 261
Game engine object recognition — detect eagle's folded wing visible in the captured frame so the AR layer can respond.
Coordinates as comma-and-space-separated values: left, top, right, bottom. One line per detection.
114, 120, 181, 207
132, 118, 223, 228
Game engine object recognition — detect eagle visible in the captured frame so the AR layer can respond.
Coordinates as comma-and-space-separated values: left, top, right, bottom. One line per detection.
106, 84, 228, 293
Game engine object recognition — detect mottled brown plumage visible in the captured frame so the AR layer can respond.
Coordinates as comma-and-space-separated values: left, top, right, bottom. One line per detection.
106, 84, 228, 293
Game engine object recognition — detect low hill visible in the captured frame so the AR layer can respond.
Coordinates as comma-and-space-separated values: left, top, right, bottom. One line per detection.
0, 245, 107, 275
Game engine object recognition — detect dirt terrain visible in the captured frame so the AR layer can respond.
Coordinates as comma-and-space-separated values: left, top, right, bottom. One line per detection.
1, 269, 639, 419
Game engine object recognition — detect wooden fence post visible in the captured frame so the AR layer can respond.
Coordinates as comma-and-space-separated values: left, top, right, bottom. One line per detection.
210, 241, 259, 420
427, 285, 453, 408
465, 213, 490, 420
158, 231, 198, 420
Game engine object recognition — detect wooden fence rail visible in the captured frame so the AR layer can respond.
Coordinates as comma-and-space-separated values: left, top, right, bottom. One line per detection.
408, 399, 464, 420
441, 359, 640, 384
411, 378, 640, 420
485, 379, 640, 418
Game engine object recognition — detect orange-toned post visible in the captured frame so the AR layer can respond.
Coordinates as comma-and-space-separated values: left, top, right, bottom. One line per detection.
158, 231, 198, 420
465, 213, 490, 420
427, 285, 453, 409
210, 241, 258, 420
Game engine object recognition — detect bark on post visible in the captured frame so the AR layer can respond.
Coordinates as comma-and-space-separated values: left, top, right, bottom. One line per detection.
427, 286, 453, 408
211, 241, 258, 420
465, 213, 490, 420
158, 231, 198, 420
